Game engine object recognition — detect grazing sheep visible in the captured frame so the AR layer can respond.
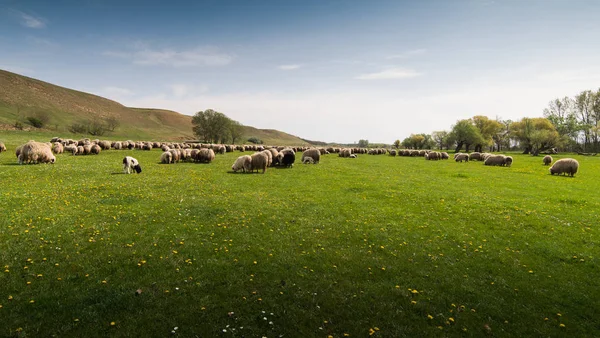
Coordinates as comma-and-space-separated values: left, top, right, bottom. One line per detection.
77, 146, 84, 155
160, 151, 173, 164
455, 154, 469, 162
250, 152, 268, 173
91, 144, 101, 155
232, 155, 252, 172
82, 144, 92, 155
277, 148, 295, 167
0, 142, 6, 153
440, 152, 449, 160
169, 149, 180, 163
339, 148, 352, 158
64, 144, 78, 155
302, 157, 315, 164
52, 142, 64, 154
196, 148, 215, 163
427, 151, 440, 160
302, 148, 321, 164
549, 158, 579, 177
543, 155, 553, 166
123, 156, 142, 174
261, 150, 273, 167
113, 141, 123, 150
18, 141, 55, 164
504, 156, 513, 167
98, 140, 111, 150
484, 155, 507, 166
267, 148, 280, 166
481, 153, 493, 161
469, 152, 482, 161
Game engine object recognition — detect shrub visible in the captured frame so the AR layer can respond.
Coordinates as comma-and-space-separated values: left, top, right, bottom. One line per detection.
14, 121, 24, 130
26, 116, 44, 128
247, 137, 263, 144
68, 122, 88, 134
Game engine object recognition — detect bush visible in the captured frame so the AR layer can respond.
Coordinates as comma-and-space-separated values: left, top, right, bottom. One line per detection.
14, 121, 24, 130
26, 116, 44, 128
68, 123, 88, 134
247, 137, 263, 144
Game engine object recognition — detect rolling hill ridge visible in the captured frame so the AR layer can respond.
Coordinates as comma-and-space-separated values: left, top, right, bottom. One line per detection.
0, 69, 311, 145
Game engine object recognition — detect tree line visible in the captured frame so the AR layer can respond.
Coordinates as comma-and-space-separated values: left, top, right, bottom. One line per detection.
395, 88, 600, 155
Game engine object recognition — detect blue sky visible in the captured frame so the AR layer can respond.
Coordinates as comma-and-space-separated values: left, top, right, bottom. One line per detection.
2, 0, 600, 143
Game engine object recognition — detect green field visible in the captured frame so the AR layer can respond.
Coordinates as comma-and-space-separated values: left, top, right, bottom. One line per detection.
0, 135, 598, 337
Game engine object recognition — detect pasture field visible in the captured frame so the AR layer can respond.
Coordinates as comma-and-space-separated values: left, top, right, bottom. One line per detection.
0, 137, 599, 337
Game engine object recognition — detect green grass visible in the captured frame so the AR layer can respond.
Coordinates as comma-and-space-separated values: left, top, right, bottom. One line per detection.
0, 138, 599, 337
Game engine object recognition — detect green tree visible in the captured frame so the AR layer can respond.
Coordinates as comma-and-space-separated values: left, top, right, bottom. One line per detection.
471, 116, 502, 152
228, 120, 244, 144
510, 117, 560, 155
358, 139, 369, 148
449, 119, 484, 153
393, 139, 401, 149
192, 109, 231, 143
432, 131, 448, 150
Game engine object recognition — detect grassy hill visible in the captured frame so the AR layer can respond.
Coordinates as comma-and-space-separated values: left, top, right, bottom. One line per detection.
0, 69, 311, 145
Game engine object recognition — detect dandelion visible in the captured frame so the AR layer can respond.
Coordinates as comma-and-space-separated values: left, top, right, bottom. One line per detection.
427, 314, 433, 320
559, 324, 565, 328
110, 322, 116, 326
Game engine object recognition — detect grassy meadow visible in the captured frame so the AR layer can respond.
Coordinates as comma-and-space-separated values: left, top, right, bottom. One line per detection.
0, 135, 599, 337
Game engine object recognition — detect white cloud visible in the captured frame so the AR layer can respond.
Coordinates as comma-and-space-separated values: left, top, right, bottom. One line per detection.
278, 64, 301, 70
13, 10, 46, 28
386, 49, 426, 59
169, 84, 208, 98
355, 68, 421, 80
104, 46, 233, 67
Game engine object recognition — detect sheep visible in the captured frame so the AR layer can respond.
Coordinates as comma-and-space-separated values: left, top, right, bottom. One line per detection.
261, 150, 273, 167
543, 155, 553, 166
504, 156, 513, 167
123, 156, 142, 174
232, 155, 252, 172
440, 152, 449, 160
267, 148, 280, 166
455, 154, 469, 162
302, 148, 321, 164
18, 141, 55, 164
278, 148, 296, 167
64, 144, 78, 155
98, 140, 111, 150
196, 148, 215, 163
484, 155, 507, 166
469, 152, 482, 161
113, 141, 123, 150
160, 151, 173, 164
169, 149, 180, 163
549, 158, 579, 177
302, 157, 315, 164
90, 144, 101, 155
0, 142, 6, 153
77, 146, 84, 155
339, 148, 352, 158
250, 152, 268, 173
481, 153, 493, 161
82, 144, 92, 155
52, 142, 64, 154
427, 151, 440, 160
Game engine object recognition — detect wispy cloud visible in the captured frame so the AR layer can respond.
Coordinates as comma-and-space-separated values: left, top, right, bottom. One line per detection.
278, 64, 301, 70
355, 68, 421, 80
104, 46, 234, 67
12, 10, 46, 28
386, 49, 426, 59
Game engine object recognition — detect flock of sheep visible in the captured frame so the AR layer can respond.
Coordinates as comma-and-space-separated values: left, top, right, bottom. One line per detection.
0, 138, 580, 177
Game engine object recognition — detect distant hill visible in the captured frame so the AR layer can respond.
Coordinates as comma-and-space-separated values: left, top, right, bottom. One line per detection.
0, 69, 313, 145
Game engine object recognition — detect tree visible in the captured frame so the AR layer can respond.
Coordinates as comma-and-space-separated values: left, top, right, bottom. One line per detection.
574, 90, 596, 150
510, 117, 560, 155
228, 120, 244, 144
105, 116, 120, 132
393, 140, 401, 149
449, 119, 484, 152
432, 131, 448, 150
471, 116, 502, 152
492, 119, 512, 152
358, 139, 369, 148
192, 109, 231, 143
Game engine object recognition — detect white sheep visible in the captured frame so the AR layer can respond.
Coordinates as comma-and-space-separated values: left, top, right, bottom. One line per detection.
302, 148, 321, 164
549, 158, 579, 177
232, 155, 252, 172
543, 155, 552, 166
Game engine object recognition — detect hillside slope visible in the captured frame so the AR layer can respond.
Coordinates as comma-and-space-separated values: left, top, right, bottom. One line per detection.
0, 69, 311, 145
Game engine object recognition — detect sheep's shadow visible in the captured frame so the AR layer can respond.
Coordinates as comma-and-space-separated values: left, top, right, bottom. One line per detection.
226, 170, 266, 174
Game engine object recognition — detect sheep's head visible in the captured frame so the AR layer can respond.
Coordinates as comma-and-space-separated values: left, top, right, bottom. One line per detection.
134, 165, 142, 174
